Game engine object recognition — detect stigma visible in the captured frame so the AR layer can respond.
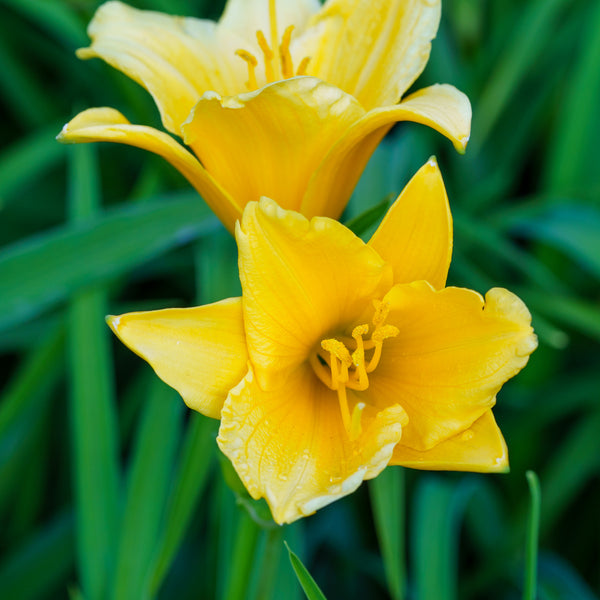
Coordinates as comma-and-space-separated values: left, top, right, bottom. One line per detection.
310, 300, 399, 441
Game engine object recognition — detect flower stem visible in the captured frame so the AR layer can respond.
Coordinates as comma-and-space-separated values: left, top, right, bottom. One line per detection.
523, 470, 541, 600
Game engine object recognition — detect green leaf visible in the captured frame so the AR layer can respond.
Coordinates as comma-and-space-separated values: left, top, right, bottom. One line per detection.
0, 325, 63, 516
509, 205, 600, 280
285, 542, 328, 600
522, 290, 600, 343
222, 512, 262, 600
112, 379, 184, 600
0, 0, 87, 49
0, 511, 74, 600
148, 414, 217, 595
544, 1, 600, 192
0, 122, 66, 207
540, 409, 600, 533
472, 0, 571, 148
369, 467, 405, 600
411, 476, 485, 600
0, 191, 218, 332
344, 196, 392, 239
67, 145, 120, 600
538, 554, 600, 600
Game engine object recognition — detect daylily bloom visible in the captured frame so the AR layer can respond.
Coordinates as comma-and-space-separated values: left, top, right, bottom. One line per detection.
107, 159, 537, 523
58, 0, 471, 232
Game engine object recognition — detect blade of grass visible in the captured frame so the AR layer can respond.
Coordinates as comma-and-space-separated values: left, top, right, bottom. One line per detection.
0, 31, 56, 128
285, 542, 328, 600
524, 471, 541, 600
538, 553, 600, 600
0, 121, 66, 207
506, 204, 600, 281
67, 145, 120, 600
0, 192, 218, 331
148, 414, 217, 595
222, 511, 262, 600
253, 528, 285, 600
0, 322, 63, 533
539, 409, 600, 534
412, 476, 484, 600
369, 466, 405, 600
0, 511, 74, 600
544, 0, 600, 193
472, 0, 570, 149
521, 290, 600, 343
112, 380, 184, 600
0, 0, 87, 49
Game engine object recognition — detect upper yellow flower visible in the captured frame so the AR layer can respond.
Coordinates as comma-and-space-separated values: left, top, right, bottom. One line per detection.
107, 159, 537, 523
58, 0, 471, 232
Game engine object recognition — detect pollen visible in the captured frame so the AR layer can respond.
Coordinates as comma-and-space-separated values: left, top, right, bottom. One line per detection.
311, 299, 399, 440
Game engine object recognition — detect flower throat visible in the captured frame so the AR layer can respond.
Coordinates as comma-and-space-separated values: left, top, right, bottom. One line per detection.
235, 0, 311, 90
310, 300, 399, 441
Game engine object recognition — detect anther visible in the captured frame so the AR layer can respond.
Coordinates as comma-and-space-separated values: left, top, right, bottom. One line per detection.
235, 49, 258, 90
256, 30, 275, 82
280, 25, 295, 78
296, 56, 311, 76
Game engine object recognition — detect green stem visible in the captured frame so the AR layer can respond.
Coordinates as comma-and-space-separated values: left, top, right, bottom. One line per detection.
524, 471, 541, 600
222, 511, 261, 600
255, 528, 284, 600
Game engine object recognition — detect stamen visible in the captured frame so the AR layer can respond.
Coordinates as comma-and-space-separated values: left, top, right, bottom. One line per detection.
314, 301, 398, 440
367, 324, 399, 373
256, 30, 275, 82
296, 56, 311, 76
309, 353, 334, 389
350, 325, 369, 390
280, 25, 295, 78
336, 383, 353, 436
235, 49, 258, 90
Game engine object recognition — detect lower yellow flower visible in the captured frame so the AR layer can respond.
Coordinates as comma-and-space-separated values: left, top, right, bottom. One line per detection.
108, 159, 537, 523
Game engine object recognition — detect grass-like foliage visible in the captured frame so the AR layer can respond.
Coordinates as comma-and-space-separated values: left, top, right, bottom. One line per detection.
1, 0, 599, 598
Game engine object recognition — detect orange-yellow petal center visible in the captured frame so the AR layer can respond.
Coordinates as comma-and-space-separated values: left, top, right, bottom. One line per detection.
310, 300, 399, 441
234, 0, 310, 90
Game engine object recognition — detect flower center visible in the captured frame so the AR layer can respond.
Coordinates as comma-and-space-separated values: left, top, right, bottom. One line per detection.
235, 0, 311, 90
310, 300, 399, 441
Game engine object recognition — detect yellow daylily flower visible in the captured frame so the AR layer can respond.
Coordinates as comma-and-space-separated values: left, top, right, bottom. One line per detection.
58, 0, 471, 232
107, 159, 537, 524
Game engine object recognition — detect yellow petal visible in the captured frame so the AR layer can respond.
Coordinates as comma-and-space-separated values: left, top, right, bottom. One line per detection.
391, 84, 472, 153
368, 283, 537, 451
182, 77, 365, 216
390, 409, 509, 472
217, 365, 406, 523
77, 1, 247, 134
107, 298, 247, 419
301, 84, 471, 219
368, 158, 452, 289
57, 107, 242, 233
220, 0, 320, 45
295, 0, 440, 109
236, 197, 392, 390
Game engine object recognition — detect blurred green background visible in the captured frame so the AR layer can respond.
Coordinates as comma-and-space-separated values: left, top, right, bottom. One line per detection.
1, 0, 599, 598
